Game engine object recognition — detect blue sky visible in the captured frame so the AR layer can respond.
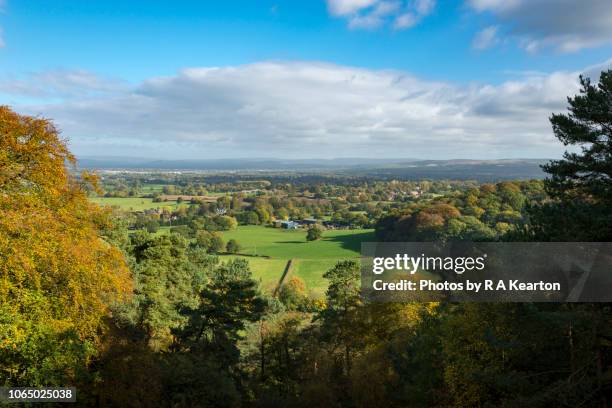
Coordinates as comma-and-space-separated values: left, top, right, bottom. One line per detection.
1, 0, 612, 159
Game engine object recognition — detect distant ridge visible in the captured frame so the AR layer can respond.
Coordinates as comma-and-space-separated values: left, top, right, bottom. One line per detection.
76, 157, 550, 182
76, 157, 406, 170
353, 159, 549, 182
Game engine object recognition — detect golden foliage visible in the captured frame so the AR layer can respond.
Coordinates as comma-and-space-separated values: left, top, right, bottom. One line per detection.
0, 106, 131, 382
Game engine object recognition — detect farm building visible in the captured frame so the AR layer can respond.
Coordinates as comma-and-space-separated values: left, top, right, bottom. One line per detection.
280, 220, 300, 229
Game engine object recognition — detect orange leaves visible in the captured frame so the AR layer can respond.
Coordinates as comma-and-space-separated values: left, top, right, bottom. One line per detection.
0, 106, 74, 199
415, 203, 461, 231
0, 107, 132, 382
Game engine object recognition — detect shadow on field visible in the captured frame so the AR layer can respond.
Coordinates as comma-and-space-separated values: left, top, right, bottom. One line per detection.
324, 231, 376, 253
275, 240, 306, 244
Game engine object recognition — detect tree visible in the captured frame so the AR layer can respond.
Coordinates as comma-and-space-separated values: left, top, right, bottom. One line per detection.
182, 258, 267, 351
354, 213, 369, 227
544, 71, 612, 204
275, 207, 289, 220
226, 238, 241, 254
526, 70, 612, 406
145, 219, 160, 233
125, 232, 204, 349
215, 215, 238, 231
194, 230, 213, 249
209, 233, 225, 253
317, 260, 363, 375
239, 211, 260, 225
169, 259, 266, 405
171, 225, 191, 238
278, 276, 308, 311
0, 106, 132, 386
306, 225, 323, 241
530, 70, 612, 241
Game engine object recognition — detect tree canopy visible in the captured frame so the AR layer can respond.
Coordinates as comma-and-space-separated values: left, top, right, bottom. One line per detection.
0, 106, 132, 385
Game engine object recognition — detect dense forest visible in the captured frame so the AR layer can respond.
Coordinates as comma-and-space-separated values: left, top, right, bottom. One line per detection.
1, 71, 611, 406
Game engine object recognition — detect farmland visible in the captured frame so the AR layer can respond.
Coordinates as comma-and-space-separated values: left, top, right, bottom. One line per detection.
90, 197, 189, 211
219, 226, 374, 296
151, 225, 374, 296
87, 173, 454, 296
221, 226, 371, 259
90, 196, 191, 211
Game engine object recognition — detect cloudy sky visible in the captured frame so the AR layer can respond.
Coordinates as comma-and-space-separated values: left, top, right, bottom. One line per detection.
1, 0, 612, 159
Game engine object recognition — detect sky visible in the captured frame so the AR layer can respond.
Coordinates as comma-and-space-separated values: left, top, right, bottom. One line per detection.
1, 0, 612, 160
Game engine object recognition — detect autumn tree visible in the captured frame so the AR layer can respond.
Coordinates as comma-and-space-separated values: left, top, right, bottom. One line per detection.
0, 106, 132, 386
278, 276, 309, 311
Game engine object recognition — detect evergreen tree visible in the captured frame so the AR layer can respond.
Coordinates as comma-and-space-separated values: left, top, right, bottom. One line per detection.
317, 260, 363, 375
532, 70, 612, 240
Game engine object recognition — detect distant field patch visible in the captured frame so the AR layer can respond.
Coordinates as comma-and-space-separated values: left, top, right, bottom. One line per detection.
139, 184, 166, 193
89, 196, 190, 211
159, 194, 218, 202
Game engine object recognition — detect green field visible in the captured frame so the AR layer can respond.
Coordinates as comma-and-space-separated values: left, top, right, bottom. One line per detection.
219, 226, 374, 296
221, 225, 372, 259
139, 184, 166, 193
90, 196, 190, 211
291, 258, 340, 296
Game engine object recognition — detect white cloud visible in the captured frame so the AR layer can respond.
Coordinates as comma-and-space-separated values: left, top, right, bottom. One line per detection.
393, 13, 417, 29
0, 70, 126, 97
467, 0, 612, 53
472, 26, 499, 50
4, 60, 610, 159
414, 0, 435, 15
327, 0, 378, 16
468, 0, 520, 12
327, 0, 436, 30
346, 1, 400, 28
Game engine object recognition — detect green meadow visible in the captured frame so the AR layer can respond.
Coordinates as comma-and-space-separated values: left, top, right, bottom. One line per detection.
219, 226, 374, 296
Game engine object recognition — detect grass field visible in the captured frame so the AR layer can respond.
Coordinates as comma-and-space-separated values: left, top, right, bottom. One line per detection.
291, 258, 340, 296
90, 196, 191, 211
139, 184, 166, 193
221, 226, 373, 259
219, 226, 375, 296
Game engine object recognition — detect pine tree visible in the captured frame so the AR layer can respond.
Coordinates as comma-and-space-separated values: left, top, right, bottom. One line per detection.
530, 70, 612, 241
544, 71, 612, 204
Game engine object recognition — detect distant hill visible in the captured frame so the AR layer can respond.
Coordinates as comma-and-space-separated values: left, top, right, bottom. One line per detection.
76, 157, 403, 171
76, 157, 549, 182
348, 159, 549, 181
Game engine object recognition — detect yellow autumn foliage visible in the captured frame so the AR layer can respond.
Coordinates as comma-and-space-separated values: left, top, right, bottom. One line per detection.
0, 106, 132, 384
